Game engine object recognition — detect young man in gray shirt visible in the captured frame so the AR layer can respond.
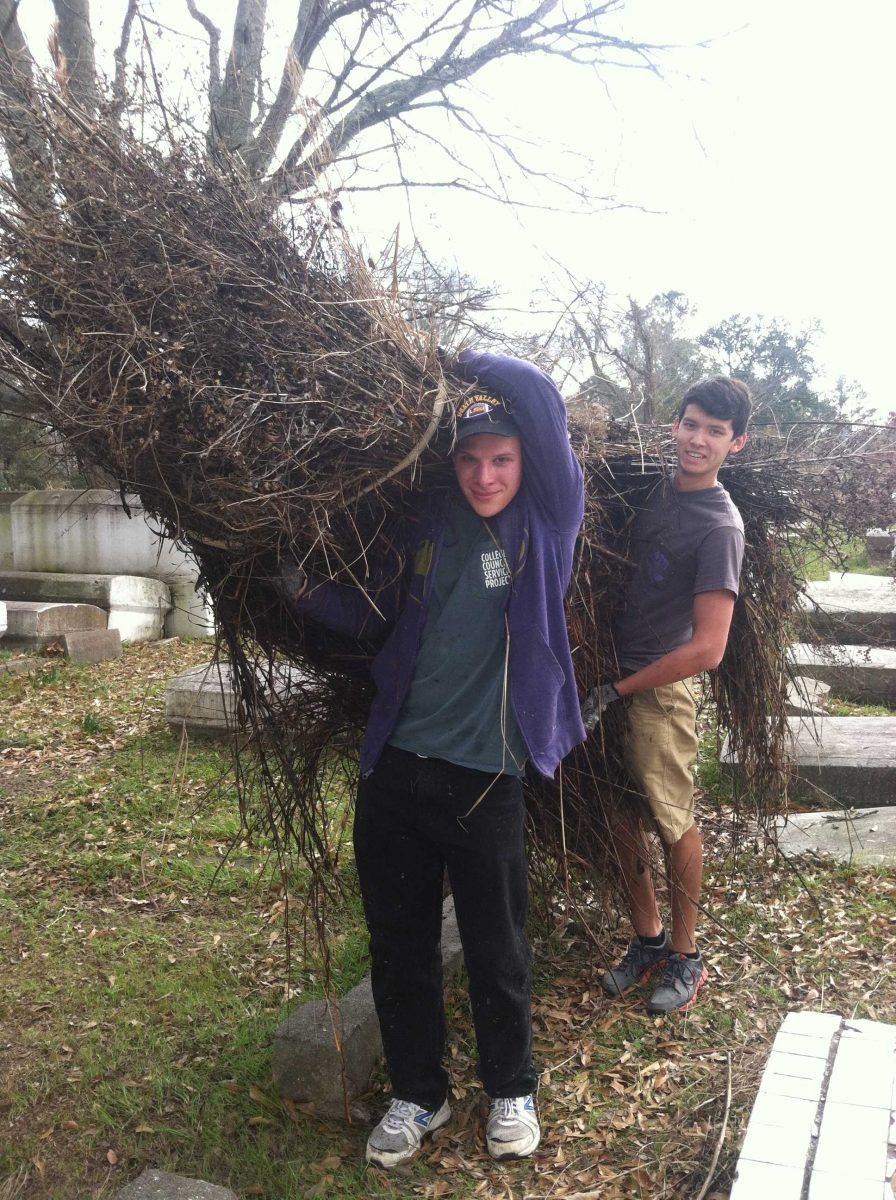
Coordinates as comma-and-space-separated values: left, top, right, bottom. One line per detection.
586, 377, 751, 1014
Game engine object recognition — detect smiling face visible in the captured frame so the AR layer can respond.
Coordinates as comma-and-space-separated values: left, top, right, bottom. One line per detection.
453, 432, 523, 518
673, 402, 747, 490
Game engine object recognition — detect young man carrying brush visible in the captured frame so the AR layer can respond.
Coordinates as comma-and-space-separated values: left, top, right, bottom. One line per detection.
584, 377, 750, 1015
279, 351, 585, 1167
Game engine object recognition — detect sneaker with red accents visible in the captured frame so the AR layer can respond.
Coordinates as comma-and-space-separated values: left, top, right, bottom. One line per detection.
647, 951, 708, 1014
600, 934, 669, 997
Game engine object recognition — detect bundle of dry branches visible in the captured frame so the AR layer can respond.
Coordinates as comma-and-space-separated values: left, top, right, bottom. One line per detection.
1, 92, 892, 904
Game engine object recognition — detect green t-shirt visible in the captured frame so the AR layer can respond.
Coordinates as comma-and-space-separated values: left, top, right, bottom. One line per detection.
388, 502, 527, 775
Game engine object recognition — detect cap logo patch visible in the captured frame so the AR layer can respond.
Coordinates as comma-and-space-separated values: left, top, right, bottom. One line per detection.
457, 392, 500, 421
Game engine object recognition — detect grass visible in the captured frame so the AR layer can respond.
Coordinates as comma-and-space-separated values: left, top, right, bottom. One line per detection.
2, 642, 896, 1199
801, 533, 894, 582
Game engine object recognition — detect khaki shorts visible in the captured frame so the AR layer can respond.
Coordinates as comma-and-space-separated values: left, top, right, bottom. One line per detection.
624, 679, 699, 845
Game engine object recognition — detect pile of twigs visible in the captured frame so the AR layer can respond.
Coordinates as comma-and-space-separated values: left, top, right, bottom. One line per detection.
1, 91, 893, 897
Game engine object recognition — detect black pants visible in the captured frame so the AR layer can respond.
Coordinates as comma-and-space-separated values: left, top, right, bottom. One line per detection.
353, 745, 535, 1110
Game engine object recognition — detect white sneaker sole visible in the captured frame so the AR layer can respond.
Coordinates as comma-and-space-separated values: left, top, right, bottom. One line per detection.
487, 1124, 541, 1160
365, 1103, 451, 1169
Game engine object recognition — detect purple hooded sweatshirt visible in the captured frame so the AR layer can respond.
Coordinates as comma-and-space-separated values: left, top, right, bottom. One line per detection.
296, 350, 586, 778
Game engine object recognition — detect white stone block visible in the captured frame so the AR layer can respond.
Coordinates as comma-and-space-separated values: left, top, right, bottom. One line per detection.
827, 1044, 895, 1109
841, 1018, 896, 1044
729, 1158, 804, 1199
4, 601, 106, 646
0, 492, 26, 570
765, 1049, 828, 1085
739, 1118, 814, 1170
772, 1029, 835, 1059
748, 1091, 818, 1134
0, 599, 6, 640
813, 1101, 890, 1181
808, 1172, 887, 1200
780, 1011, 842, 1037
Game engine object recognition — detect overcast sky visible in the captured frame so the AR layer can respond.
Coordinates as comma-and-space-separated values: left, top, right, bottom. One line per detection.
20, 1, 895, 417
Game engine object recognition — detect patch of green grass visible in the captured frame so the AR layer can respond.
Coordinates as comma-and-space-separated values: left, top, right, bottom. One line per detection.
801, 533, 893, 581
825, 695, 896, 717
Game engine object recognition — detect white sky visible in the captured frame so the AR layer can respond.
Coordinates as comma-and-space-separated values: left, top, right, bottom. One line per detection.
18, 0, 896, 417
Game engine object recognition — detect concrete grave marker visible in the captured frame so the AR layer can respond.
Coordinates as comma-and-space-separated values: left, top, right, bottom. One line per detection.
865, 527, 895, 566
724, 715, 896, 807
63, 627, 123, 664
801, 572, 896, 647
789, 642, 896, 706
273, 896, 464, 1119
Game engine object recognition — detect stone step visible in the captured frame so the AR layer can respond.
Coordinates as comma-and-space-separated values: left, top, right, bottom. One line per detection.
789, 643, 896, 706
3, 600, 106, 648
0, 599, 6, 640
800, 572, 896, 646
730, 1011, 896, 1199
0, 570, 171, 643
773, 807, 896, 866
723, 716, 896, 807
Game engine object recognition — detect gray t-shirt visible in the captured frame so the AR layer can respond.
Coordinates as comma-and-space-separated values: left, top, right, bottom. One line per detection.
389, 502, 527, 775
615, 481, 745, 671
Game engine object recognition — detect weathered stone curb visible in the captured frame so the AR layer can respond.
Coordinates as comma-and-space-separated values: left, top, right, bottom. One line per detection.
273, 895, 464, 1119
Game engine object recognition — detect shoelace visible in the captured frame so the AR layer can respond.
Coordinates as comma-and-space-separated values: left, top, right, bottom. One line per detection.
382, 1099, 419, 1131
492, 1097, 522, 1120
660, 954, 698, 989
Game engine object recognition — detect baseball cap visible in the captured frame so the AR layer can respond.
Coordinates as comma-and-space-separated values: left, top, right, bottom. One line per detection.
454, 390, 519, 444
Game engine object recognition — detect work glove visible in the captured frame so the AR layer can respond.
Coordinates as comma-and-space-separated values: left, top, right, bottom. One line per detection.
277, 552, 308, 604
582, 681, 621, 732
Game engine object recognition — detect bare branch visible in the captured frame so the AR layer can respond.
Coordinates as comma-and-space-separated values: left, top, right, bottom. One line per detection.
212, 0, 267, 153
244, 0, 376, 178
50, 0, 99, 113
185, 0, 221, 107
112, 0, 139, 117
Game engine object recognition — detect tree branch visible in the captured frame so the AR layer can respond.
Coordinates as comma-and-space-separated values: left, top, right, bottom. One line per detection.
185, 0, 221, 108
212, 0, 267, 154
50, 0, 99, 114
112, 0, 139, 117
0, 0, 54, 209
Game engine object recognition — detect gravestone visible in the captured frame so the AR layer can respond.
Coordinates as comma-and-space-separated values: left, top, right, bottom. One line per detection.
865, 528, 895, 566
0, 599, 5, 640
165, 660, 310, 738
0, 492, 26, 569
773, 807, 896, 866
723, 716, 896, 807
801, 573, 896, 647
63, 628, 123, 664
3, 600, 106, 649
273, 896, 464, 1119
730, 1011, 896, 1199
789, 643, 896, 706
786, 676, 830, 716
0, 570, 170, 642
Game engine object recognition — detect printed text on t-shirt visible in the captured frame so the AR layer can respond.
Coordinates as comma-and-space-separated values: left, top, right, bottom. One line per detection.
481, 548, 510, 589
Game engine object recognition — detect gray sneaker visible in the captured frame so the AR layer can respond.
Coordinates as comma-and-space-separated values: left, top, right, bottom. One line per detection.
365, 1097, 451, 1168
647, 952, 708, 1014
486, 1094, 541, 1159
600, 935, 669, 997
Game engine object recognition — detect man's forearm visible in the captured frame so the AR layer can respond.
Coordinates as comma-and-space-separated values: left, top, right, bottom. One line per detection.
614, 640, 719, 698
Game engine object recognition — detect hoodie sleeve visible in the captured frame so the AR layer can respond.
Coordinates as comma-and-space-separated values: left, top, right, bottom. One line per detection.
454, 350, 584, 531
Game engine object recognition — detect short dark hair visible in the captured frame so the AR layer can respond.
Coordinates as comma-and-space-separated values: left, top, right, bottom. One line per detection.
677, 377, 751, 438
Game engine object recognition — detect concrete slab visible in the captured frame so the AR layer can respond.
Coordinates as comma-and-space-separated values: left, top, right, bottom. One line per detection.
801, 573, 896, 646
3, 600, 106, 649
273, 896, 464, 1119
0, 570, 171, 643
724, 716, 896, 807
0, 599, 5, 640
789, 643, 896, 706
63, 628, 122, 664
773, 808, 896, 866
732, 1011, 896, 1200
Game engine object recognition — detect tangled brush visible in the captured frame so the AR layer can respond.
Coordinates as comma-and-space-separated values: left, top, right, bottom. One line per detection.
1, 91, 893, 910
